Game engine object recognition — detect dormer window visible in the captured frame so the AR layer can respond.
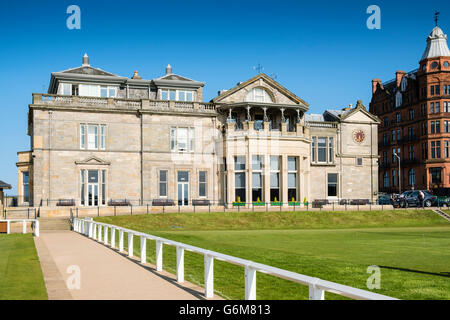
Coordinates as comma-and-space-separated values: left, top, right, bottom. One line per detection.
395, 91, 402, 107
246, 88, 273, 103
161, 89, 194, 102
100, 86, 116, 98
401, 77, 407, 92
62, 83, 71, 95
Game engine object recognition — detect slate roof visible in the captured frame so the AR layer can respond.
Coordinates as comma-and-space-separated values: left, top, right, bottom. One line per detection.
0, 180, 12, 189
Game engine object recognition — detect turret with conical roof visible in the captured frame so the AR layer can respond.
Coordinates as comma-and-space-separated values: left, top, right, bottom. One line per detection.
421, 26, 450, 61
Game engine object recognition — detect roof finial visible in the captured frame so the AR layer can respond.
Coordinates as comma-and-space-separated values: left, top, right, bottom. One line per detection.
82, 53, 90, 66
166, 64, 172, 75
435, 11, 440, 27
253, 63, 264, 74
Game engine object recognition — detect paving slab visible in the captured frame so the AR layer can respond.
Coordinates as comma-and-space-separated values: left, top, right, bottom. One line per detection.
35, 231, 222, 300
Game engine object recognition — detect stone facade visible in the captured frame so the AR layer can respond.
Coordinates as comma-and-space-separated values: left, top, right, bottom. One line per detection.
17, 56, 379, 207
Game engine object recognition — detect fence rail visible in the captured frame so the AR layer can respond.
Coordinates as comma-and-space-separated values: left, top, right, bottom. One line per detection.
0, 219, 39, 237
73, 218, 397, 301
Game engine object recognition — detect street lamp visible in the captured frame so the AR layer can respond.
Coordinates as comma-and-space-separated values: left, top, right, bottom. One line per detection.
393, 151, 401, 195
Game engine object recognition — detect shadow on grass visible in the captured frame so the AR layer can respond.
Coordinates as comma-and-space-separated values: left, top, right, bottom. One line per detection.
380, 266, 450, 278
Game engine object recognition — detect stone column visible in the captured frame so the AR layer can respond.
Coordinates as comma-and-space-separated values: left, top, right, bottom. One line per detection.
264, 154, 270, 204
281, 155, 288, 207
263, 122, 270, 133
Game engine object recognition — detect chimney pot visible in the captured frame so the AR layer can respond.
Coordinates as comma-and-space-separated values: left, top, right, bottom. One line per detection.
166, 64, 172, 75
82, 53, 90, 66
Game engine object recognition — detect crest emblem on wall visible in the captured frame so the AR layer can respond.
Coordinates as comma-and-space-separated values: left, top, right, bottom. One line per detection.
352, 129, 366, 144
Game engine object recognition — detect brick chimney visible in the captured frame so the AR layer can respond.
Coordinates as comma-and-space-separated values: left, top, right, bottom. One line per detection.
396, 70, 406, 88
372, 79, 381, 94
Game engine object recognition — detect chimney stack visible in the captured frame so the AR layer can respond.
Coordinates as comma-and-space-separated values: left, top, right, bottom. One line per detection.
396, 70, 406, 88
372, 78, 381, 94
166, 64, 172, 75
132, 70, 142, 79
82, 53, 90, 66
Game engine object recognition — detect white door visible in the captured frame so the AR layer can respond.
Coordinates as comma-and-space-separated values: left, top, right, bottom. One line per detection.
177, 171, 189, 206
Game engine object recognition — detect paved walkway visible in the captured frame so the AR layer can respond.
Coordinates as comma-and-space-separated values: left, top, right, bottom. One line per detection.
34, 231, 222, 300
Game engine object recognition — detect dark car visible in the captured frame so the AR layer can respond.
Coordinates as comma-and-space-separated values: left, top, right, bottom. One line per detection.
376, 194, 392, 205
436, 196, 450, 207
399, 190, 437, 208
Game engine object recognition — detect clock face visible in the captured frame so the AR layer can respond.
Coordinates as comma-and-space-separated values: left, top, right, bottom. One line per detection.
353, 130, 365, 143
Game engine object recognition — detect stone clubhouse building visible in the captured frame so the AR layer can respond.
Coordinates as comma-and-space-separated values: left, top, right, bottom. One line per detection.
16, 55, 380, 208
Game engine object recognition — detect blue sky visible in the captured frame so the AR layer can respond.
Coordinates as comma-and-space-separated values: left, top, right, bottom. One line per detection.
0, 0, 449, 192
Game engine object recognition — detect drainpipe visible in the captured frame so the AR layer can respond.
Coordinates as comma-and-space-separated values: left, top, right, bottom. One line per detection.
48, 110, 53, 203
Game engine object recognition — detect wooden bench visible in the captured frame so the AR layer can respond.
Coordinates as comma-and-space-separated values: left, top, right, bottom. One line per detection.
152, 199, 175, 206
56, 199, 76, 206
108, 199, 131, 206
192, 199, 210, 206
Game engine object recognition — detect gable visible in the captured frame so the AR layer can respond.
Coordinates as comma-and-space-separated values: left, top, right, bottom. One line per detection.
212, 74, 309, 107
61, 66, 119, 77
75, 156, 111, 166
341, 109, 379, 124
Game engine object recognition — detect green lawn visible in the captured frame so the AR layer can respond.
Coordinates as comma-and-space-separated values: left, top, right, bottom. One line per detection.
96, 210, 450, 300
0, 234, 47, 300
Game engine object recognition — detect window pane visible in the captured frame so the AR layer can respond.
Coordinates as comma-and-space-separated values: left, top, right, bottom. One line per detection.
186, 91, 193, 101
80, 124, 86, 148
199, 171, 206, 183
100, 125, 106, 149
88, 125, 98, 149
318, 138, 326, 162
179, 91, 186, 101
169, 90, 176, 101
252, 173, 261, 188
288, 157, 297, 171
252, 155, 262, 170
100, 87, 108, 97
63, 83, 71, 95
177, 128, 188, 151
189, 128, 194, 152
288, 173, 296, 188
235, 172, 246, 188
108, 87, 116, 98
270, 173, 279, 188
162, 90, 168, 100
270, 156, 280, 170
199, 183, 206, 197
88, 170, 98, 183
178, 171, 189, 182
235, 156, 246, 170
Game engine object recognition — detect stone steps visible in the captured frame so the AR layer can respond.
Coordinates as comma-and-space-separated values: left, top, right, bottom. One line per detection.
38, 218, 72, 231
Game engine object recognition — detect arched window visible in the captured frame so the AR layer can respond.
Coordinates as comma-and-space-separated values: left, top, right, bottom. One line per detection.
246, 88, 273, 103
383, 172, 389, 188
409, 169, 416, 186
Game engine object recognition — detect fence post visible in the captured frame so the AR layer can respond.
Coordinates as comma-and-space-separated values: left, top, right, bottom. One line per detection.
35, 220, 39, 237
131, 205, 133, 215
176, 246, 184, 283
6, 220, 10, 234
140, 236, 146, 264
309, 282, 325, 300
156, 241, 163, 272
128, 233, 134, 257
114, 206, 116, 216
163, 205, 165, 214
194, 204, 196, 213
209, 203, 211, 213
27, 208, 30, 219
204, 254, 214, 298
93, 224, 97, 240
111, 228, 116, 248
104, 226, 108, 245
34, 208, 37, 219
98, 225, 103, 242
22, 220, 26, 234
119, 230, 124, 252
97, 206, 99, 217
245, 266, 257, 300
147, 204, 149, 214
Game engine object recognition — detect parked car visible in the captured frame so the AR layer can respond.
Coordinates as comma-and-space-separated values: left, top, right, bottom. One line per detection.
399, 190, 437, 208
436, 196, 450, 207
376, 194, 392, 205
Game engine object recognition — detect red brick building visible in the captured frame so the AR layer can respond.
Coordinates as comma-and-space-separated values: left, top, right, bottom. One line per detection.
370, 25, 450, 194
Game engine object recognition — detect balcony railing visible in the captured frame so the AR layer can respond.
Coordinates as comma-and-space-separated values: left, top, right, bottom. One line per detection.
33, 94, 217, 114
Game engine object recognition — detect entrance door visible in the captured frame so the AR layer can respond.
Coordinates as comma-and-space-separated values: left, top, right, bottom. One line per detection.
87, 170, 99, 206
177, 171, 189, 206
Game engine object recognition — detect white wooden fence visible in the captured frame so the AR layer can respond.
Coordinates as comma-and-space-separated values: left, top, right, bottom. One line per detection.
0, 219, 40, 237
73, 218, 397, 300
